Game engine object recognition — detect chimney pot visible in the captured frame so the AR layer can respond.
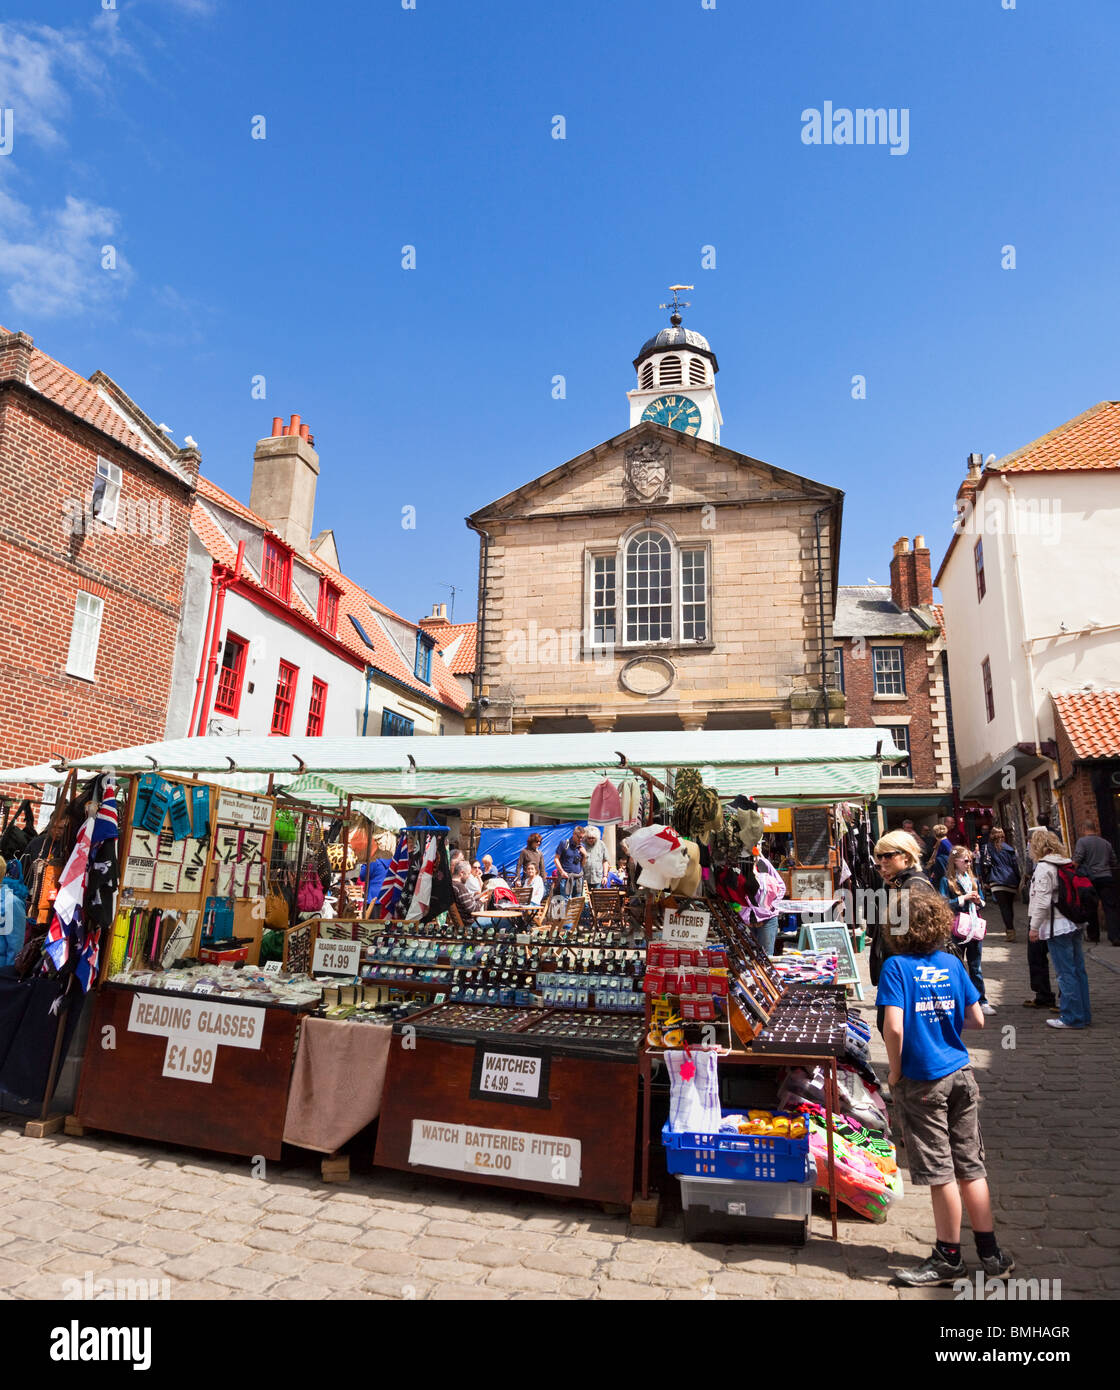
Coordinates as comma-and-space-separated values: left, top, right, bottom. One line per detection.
271, 416, 283, 437
290, 413, 301, 438
299, 424, 310, 441
914, 533, 926, 550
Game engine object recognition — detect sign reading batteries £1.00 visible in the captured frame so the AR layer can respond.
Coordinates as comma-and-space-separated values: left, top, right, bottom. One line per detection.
661, 907, 710, 945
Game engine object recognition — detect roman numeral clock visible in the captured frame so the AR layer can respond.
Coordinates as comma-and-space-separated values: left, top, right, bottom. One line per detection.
640, 393, 702, 435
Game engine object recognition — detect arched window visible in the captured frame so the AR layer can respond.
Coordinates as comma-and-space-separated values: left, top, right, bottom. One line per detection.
689, 356, 707, 386
624, 530, 673, 643
639, 360, 654, 390
587, 530, 710, 649
658, 355, 682, 386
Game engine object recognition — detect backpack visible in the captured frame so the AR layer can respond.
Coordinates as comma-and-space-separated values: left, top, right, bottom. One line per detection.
1052, 861, 1095, 925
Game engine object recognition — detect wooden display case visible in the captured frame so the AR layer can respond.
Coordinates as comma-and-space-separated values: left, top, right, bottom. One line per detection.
374, 1004, 641, 1206
75, 983, 310, 1160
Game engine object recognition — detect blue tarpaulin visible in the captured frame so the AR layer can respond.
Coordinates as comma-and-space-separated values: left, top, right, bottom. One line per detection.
476, 822, 604, 879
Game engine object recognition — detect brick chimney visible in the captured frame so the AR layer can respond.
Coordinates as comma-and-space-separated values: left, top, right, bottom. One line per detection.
250, 413, 319, 556
889, 536, 933, 611
419, 602, 452, 632
955, 451, 984, 515
0, 330, 33, 384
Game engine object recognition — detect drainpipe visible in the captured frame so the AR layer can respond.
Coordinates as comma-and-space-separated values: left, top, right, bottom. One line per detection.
362, 666, 373, 736
189, 570, 220, 735
814, 507, 831, 729
466, 518, 490, 735
998, 475, 1046, 753
195, 541, 244, 736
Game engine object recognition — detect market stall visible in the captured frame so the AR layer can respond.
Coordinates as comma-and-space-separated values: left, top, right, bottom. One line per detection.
0, 730, 901, 1226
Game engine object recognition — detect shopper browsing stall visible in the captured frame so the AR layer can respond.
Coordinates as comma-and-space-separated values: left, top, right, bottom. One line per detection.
1029, 829, 1093, 1031
0, 856, 27, 970
554, 825, 585, 898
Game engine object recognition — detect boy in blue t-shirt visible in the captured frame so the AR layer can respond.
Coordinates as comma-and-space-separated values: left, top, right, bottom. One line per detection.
877, 889, 1014, 1287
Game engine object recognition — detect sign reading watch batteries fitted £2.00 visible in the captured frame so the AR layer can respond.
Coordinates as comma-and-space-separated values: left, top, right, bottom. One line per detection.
127, 991, 265, 1085
409, 1120, 581, 1187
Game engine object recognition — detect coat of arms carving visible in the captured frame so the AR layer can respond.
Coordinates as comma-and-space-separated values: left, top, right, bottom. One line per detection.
623, 441, 672, 504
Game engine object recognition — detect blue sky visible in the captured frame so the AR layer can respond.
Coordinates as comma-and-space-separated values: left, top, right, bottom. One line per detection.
2, 0, 1117, 620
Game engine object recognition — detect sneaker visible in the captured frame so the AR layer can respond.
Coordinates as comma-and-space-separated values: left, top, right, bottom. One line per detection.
1005, 930, 1016, 941
893, 1249, 967, 1288
981, 1002, 996, 1015
1046, 1018, 1083, 1029
981, 1250, 1015, 1280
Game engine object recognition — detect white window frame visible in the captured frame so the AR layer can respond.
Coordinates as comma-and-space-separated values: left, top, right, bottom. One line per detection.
66, 591, 104, 680
585, 526, 712, 652
93, 457, 122, 528
879, 723, 912, 780
871, 644, 905, 696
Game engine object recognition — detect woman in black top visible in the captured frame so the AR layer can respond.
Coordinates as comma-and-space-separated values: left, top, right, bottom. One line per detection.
516, 832, 544, 885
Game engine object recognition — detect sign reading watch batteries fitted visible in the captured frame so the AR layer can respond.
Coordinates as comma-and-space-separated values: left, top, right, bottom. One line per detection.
127, 991, 265, 1085
469, 1044, 551, 1108
409, 1120, 581, 1186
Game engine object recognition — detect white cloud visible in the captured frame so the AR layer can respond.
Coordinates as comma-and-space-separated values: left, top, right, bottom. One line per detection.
0, 191, 132, 317
0, 22, 107, 149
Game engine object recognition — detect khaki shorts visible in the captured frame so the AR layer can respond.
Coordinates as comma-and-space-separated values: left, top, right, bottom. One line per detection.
893, 1066, 986, 1187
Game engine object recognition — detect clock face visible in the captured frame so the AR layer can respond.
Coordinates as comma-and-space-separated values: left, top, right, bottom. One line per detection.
641, 394, 702, 435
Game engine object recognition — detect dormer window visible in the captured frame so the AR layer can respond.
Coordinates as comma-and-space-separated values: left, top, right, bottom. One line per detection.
689, 356, 707, 386
317, 579, 340, 635
262, 538, 291, 602
658, 355, 682, 386
414, 630, 434, 683
639, 361, 654, 390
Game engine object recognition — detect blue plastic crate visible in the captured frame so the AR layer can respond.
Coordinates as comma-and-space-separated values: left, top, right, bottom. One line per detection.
662, 1119, 811, 1182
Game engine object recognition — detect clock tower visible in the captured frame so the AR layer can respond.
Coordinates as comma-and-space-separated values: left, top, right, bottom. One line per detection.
627, 286, 722, 445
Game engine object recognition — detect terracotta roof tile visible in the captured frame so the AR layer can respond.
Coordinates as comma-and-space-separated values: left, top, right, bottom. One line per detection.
435, 621, 477, 674
993, 401, 1120, 475
930, 603, 946, 640
1052, 691, 1120, 760
1, 326, 187, 480
192, 475, 467, 714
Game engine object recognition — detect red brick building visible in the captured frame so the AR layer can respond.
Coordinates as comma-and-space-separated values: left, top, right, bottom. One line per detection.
0, 328, 196, 785
833, 536, 955, 833
1052, 691, 1120, 850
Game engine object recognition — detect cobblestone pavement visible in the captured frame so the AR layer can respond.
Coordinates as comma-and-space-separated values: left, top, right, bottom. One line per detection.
1, 903, 1116, 1301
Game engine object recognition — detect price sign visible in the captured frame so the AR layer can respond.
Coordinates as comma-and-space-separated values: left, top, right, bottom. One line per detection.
470, 1044, 551, 1108
661, 908, 710, 945
192, 980, 216, 994
263, 960, 282, 974
161, 1038, 216, 1084
312, 940, 361, 976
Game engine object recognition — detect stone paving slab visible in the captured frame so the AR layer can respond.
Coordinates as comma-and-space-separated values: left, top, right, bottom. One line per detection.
0, 900, 1115, 1300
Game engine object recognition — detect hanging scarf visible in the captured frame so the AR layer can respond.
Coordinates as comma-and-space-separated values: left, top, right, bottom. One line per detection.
405, 834, 439, 922
422, 837, 453, 923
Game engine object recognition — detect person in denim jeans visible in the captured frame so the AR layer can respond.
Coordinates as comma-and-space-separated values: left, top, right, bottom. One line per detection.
940, 847, 994, 1015
1028, 830, 1092, 1031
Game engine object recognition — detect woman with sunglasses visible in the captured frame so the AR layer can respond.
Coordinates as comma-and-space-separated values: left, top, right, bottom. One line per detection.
867, 830, 937, 986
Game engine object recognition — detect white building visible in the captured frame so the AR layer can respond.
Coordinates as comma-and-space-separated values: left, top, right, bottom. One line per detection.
167, 415, 468, 745
935, 403, 1120, 855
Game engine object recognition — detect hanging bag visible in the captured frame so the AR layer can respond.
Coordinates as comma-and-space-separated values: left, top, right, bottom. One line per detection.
296, 867, 325, 913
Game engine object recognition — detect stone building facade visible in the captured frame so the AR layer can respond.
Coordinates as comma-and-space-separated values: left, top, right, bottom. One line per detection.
462, 311, 843, 848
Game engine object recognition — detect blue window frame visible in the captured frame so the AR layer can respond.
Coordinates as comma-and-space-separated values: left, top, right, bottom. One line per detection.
414, 631, 433, 683
381, 708, 415, 737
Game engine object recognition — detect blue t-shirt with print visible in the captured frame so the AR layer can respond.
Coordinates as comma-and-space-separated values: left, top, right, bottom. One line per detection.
876, 950, 979, 1081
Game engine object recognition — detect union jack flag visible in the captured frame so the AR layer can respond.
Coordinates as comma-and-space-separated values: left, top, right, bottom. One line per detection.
89, 782, 119, 851
76, 926, 100, 993
378, 834, 410, 914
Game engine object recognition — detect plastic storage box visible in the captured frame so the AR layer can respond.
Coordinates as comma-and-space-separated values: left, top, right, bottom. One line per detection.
662, 1120, 810, 1181
679, 1167, 814, 1245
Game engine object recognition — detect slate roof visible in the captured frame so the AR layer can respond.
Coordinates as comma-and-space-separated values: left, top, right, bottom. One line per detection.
833, 586, 929, 638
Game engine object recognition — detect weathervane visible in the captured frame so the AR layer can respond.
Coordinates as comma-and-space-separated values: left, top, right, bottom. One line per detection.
659, 284, 693, 325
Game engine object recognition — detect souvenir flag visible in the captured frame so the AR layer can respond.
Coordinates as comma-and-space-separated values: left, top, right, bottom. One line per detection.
43, 914, 71, 973
378, 834, 409, 913
76, 925, 100, 993
405, 835, 439, 921
89, 783, 119, 850
52, 814, 93, 931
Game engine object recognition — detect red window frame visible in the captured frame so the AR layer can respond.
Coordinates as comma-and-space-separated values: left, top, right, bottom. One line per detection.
271, 660, 299, 735
317, 581, 340, 635
982, 656, 995, 723
262, 539, 292, 601
213, 631, 248, 717
974, 539, 986, 602
306, 678, 328, 736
